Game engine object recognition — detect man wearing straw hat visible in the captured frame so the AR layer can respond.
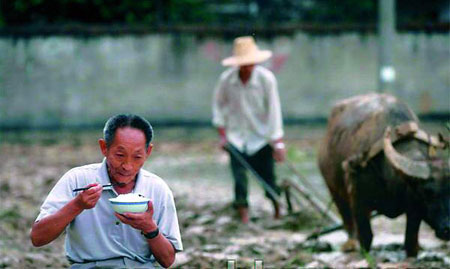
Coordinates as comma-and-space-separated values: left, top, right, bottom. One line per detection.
212, 36, 286, 224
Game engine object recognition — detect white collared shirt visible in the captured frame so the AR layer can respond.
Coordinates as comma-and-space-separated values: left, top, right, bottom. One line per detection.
212, 65, 284, 155
36, 159, 183, 265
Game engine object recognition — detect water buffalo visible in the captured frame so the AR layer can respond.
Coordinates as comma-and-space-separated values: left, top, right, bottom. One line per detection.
318, 93, 449, 257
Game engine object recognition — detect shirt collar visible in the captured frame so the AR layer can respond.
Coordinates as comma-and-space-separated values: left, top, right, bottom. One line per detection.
229, 67, 240, 85
99, 158, 111, 185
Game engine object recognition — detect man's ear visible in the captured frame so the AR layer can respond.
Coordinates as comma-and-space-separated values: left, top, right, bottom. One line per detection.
99, 139, 108, 156
146, 143, 153, 157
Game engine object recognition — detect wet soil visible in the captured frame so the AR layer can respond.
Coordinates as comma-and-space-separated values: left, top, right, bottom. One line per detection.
0, 126, 449, 268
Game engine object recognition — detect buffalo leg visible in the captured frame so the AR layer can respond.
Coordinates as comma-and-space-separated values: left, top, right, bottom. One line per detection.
331, 193, 358, 251
333, 196, 355, 237
353, 205, 373, 252
349, 176, 373, 252
405, 211, 421, 257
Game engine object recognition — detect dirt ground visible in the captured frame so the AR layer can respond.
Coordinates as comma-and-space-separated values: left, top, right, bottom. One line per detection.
0, 125, 449, 268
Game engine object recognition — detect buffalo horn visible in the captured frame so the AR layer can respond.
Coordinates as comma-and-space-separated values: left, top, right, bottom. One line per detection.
383, 127, 430, 180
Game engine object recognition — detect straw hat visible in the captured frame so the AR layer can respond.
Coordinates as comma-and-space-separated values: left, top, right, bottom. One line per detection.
221, 36, 272, 66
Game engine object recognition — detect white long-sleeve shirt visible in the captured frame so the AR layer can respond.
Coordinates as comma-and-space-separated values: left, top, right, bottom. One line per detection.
212, 65, 284, 155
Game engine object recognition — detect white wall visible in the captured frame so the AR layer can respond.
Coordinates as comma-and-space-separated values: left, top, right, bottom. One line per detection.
0, 32, 449, 128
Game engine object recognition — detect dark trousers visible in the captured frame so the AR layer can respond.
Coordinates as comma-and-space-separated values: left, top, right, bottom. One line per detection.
229, 144, 280, 208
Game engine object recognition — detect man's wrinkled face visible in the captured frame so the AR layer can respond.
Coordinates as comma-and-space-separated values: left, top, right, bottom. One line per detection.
99, 127, 152, 185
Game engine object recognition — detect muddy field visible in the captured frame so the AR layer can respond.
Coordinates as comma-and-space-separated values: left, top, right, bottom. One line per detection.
0, 125, 449, 268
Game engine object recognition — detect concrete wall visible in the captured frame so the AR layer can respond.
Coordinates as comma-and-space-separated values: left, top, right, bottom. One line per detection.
0, 32, 449, 128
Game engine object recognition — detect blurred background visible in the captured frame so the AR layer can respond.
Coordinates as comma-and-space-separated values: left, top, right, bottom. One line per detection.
0, 0, 449, 129
0, 1, 449, 268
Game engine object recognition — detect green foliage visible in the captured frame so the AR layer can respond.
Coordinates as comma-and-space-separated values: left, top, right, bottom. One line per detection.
286, 146, 308, 163
302, 0, 377, 24
283, 253, 306, 267
0, 207, 21, 222
1, 0, 158, 25
168, 0, 216, 24
362, 249, 377, 269
0, 0, 447, 27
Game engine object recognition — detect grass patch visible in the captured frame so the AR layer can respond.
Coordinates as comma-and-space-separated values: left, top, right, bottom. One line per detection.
362, 249, 377, 269
0, 207, 21, 222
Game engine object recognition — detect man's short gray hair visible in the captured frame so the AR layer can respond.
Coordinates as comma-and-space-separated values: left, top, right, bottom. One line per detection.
103, 114, 153, 148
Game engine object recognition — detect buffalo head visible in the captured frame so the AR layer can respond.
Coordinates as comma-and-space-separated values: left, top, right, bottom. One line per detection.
384, 127, 450, 241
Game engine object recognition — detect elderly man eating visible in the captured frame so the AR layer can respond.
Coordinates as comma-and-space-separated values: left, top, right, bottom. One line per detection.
30, 114, 182, 268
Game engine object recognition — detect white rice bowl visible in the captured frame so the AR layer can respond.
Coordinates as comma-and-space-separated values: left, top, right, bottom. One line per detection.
109, 193, 150, 214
